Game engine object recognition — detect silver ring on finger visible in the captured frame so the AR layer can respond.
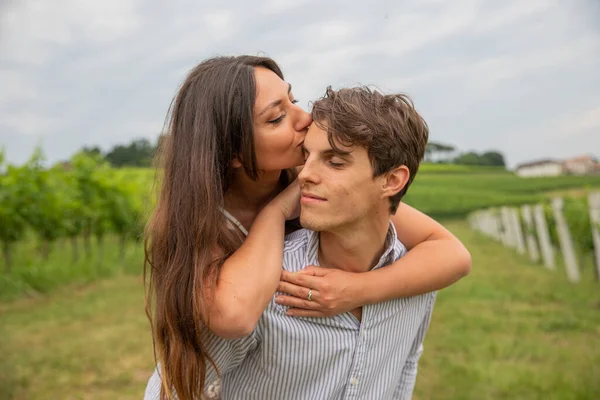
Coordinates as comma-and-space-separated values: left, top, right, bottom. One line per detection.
307, 289, 313, 301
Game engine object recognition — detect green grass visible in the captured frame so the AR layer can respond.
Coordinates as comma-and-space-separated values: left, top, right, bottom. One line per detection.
0, 235, 145, 302
405, 166, 600, 218
413, 221, 600, 400
417, 164, 512, 174
0, 275, 153, 400
1, 221, 599, 399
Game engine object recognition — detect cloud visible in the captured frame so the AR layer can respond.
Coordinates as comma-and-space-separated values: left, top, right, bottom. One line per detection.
0, 0, 598, 166
554, 106, 600, 138
0, 0, 143, 66
0, 112, 61, 137
0, 69, 40, 106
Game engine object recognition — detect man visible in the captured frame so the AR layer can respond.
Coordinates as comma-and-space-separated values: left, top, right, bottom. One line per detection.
146, 86, 433, 399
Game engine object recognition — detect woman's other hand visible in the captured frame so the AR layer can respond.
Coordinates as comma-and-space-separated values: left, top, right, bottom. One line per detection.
270, 178, 301, 220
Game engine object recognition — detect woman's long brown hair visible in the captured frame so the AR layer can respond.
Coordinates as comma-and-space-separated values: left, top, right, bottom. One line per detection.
144, 55, 290, 400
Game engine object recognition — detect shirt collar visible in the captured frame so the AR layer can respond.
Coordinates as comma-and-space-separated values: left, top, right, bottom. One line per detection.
304, 221, 404, 271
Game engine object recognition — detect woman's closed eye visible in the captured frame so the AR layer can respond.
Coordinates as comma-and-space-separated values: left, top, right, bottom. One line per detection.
268, 99, 299, 124
268, 114, 286, 124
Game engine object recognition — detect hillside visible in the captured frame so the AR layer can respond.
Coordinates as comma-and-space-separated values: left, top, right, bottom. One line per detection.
404, 164, 600, 218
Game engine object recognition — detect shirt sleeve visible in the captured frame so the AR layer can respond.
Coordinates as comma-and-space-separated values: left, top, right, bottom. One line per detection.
143, 329, 259, 400
394, 293, 437, 399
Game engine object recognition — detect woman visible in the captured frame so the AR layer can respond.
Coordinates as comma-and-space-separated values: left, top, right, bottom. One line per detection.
145, 55, 471, 400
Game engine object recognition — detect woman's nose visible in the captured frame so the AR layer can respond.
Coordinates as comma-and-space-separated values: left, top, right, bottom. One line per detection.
295, 109, 312, 133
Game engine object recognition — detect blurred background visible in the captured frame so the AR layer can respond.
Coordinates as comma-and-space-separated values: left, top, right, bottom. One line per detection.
1, 0, 599, 399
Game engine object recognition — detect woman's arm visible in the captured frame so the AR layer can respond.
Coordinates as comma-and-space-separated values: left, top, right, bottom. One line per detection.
275, 202, 471, 317
362, 202, 471, 302
206, 181, 300, 338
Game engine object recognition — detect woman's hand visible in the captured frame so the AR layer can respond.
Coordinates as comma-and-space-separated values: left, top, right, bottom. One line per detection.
269, 178, 301, 220
275, 266, 363, 317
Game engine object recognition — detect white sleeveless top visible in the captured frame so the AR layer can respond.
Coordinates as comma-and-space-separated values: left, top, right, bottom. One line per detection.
221, 208, 249, 236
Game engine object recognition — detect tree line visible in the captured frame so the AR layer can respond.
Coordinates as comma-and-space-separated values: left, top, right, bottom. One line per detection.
426, 141, 506, 167
77, 137, 506, 169
81, 137, 159, 168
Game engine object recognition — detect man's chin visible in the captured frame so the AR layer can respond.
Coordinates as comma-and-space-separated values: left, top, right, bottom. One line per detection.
300, 215, 326, 231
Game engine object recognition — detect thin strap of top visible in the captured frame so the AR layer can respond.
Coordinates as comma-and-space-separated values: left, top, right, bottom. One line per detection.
221, 208, 249, 236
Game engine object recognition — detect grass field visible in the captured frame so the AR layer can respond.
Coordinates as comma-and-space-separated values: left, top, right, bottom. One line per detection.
0, 235, 145, 302
1, 221, 599, 400
405, 166, 600, 218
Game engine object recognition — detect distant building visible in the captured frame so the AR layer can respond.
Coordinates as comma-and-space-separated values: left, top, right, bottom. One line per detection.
563, 155, 598, 175
514, 159, 564, 178
514, 154, 600, 178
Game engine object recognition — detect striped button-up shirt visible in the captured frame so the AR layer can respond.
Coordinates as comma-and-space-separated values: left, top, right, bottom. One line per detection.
145, 223, 437, 399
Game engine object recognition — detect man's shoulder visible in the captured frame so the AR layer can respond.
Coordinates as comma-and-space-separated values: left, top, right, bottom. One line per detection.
283, 228, 310, 252
391, 237, 408, 260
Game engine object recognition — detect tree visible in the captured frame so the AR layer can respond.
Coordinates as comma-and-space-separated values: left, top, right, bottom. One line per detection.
0, 156, 28, 272
18, 148, 66, 260
425, 141, 456, 163
104, 138, 156, 167
61, 171, 85, 263
70, 151, 109, 258
82, 146, 103, 157
453, 150, 506, 167
453, 151, 482, 166
481, 151, 506, 167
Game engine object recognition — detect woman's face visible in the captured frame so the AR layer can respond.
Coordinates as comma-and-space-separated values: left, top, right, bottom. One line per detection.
252, 67, 312, 172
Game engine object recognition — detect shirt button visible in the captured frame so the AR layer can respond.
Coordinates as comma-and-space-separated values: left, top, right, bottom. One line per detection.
350, 377, 358, 385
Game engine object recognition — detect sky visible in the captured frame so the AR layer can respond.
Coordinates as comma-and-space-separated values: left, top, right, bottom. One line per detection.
0, 0, 599, 169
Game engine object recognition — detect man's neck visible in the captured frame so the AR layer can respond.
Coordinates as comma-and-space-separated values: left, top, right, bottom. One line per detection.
318, 212, 392, 274
224, 169, 282, 226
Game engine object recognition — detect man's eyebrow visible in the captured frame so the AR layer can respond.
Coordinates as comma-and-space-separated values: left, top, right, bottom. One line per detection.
323, 148, 353, 159
258, 83, 292, 117
301, 145, 352, 159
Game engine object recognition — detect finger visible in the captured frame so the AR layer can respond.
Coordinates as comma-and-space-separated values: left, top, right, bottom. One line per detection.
286, 309, 326, 318
279, 271, 322, 289
280, 270, 294, 281
298, 265, 330, 277
296, 266, 316, 275
274, 295, 320, 310
277, 282, 319, 301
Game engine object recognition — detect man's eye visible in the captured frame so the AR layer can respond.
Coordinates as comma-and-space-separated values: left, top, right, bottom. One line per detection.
329, 161, 344, 168
291, 99, 299, 104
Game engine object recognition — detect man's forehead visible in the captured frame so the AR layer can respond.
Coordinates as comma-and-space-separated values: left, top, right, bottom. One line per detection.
305, 123, 353, 153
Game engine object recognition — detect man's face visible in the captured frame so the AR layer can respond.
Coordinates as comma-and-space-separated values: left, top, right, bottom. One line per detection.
298, 123, 387, 232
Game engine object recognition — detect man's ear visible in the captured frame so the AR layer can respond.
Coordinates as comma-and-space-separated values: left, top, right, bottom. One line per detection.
381, 165, 410, 199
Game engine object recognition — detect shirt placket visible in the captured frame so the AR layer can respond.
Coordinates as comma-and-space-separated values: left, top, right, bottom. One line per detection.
344, 313, 370, 399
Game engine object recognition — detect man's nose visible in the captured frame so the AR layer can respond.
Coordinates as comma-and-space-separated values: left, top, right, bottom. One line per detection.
298, 158, 318, 185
